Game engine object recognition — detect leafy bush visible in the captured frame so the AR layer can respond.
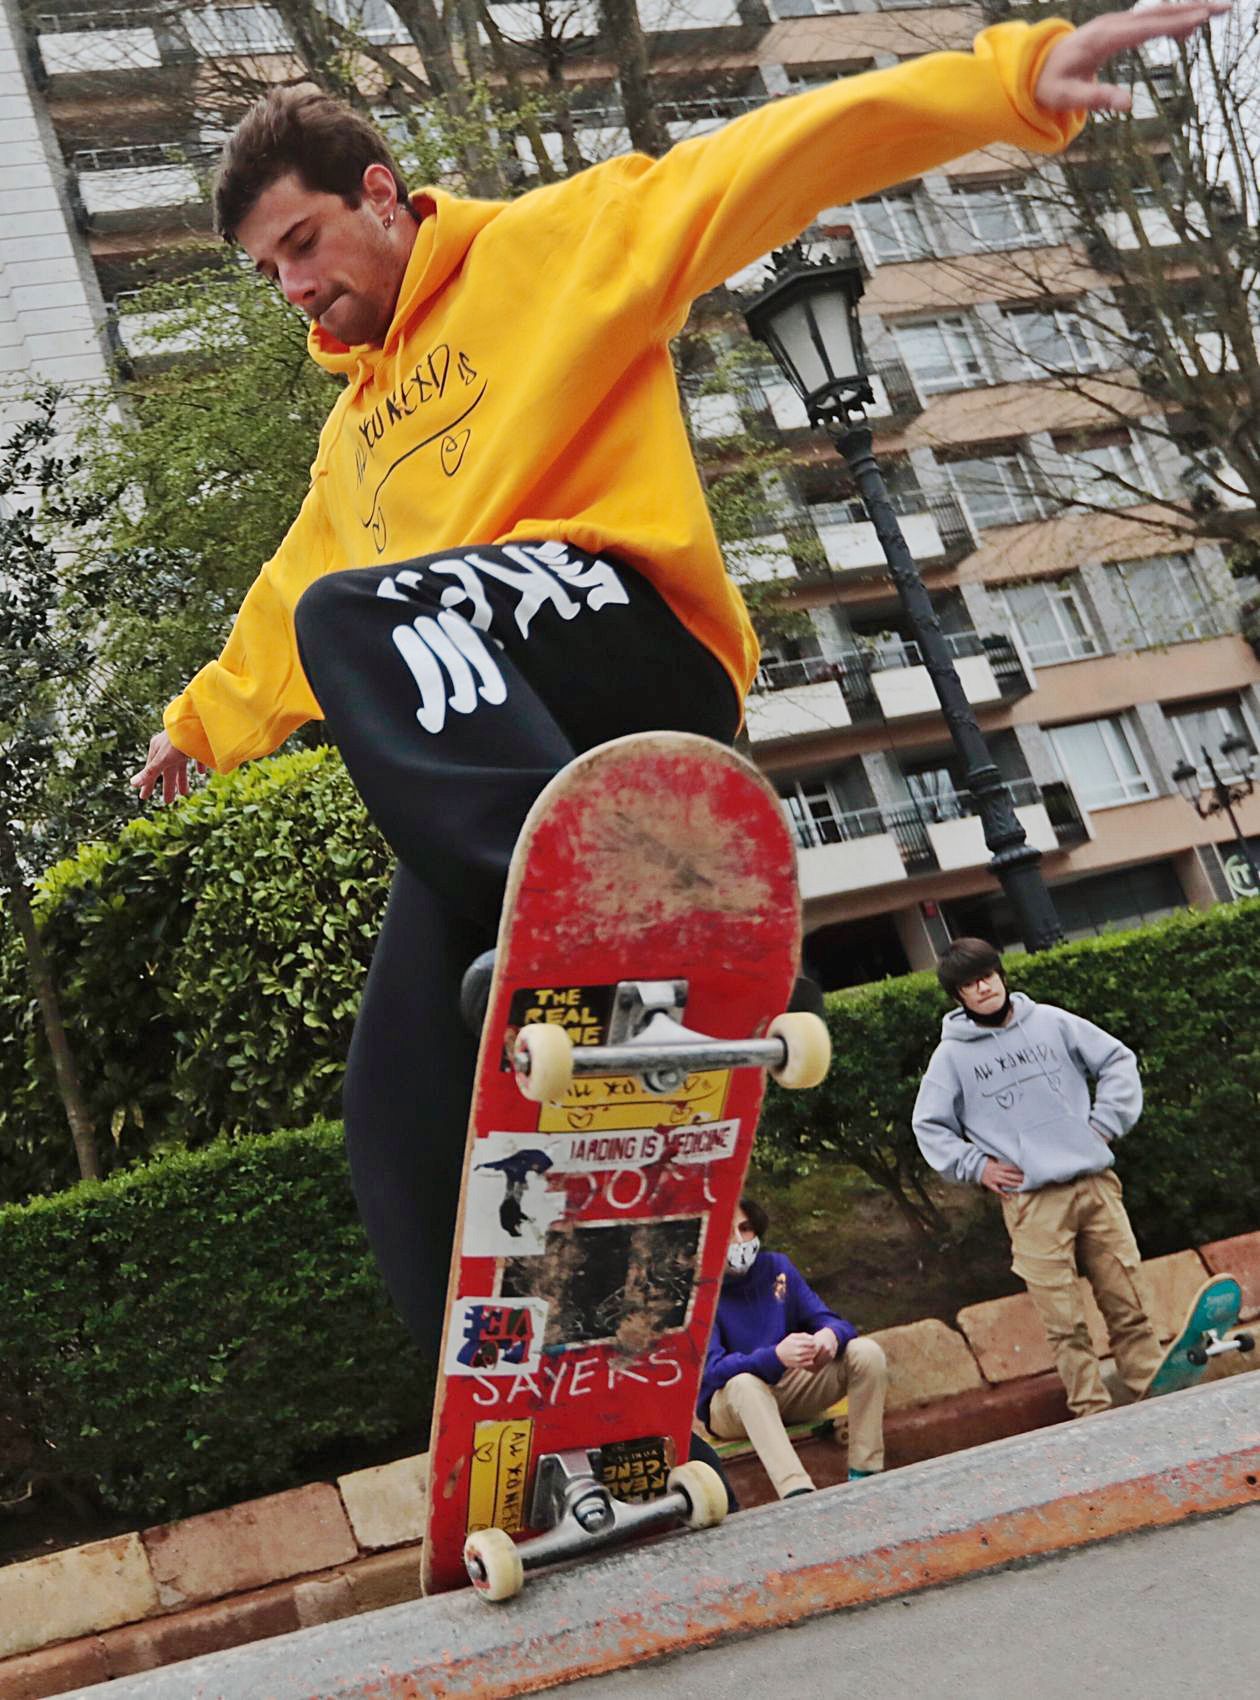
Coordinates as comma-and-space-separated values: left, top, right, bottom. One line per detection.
0, 1122, 428, 1522
758, 903, 1260, 1254
0, 748, 389, 1203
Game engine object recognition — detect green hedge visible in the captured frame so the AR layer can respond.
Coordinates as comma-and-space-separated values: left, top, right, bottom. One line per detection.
0, 1122, 428, 1522
0, 748, 389, 1203
758, 901, 1260, 1256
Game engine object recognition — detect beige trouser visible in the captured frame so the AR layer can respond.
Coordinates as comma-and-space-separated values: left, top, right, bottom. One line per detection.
1001, 1169, 1164, 1417
706, 1336, 887, 1497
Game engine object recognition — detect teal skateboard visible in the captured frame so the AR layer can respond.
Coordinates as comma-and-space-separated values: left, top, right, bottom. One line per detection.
1139, 1274, 1255, 1399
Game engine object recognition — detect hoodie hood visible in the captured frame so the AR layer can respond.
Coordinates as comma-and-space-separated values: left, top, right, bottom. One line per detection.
307, 188, 506, 416
939, 989, 1035, 1043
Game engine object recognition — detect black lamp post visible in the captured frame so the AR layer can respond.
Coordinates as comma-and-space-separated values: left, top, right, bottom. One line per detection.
742, 240, 1065, 952
1171, 733, 1260, 898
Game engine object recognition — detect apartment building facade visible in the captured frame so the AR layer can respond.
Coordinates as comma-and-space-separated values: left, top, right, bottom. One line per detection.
9, 0, 1258, 987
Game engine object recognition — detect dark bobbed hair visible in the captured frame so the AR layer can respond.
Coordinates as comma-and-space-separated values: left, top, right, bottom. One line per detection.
936, 936, 1005, 1000
739, 1195, 769, 1240
213, 83, 411, 241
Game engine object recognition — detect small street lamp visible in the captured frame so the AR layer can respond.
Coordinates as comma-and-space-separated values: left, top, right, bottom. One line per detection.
742, 240, 1065, 952
1171, 734, 1260, 898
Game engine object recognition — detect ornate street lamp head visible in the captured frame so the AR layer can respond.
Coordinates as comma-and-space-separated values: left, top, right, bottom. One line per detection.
741, 236, 870, 426
1171, 757, 1201, 806
1220, 730, 1256, 784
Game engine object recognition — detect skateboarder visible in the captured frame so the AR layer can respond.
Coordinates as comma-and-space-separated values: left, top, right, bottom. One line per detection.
912, 937, 1163, 1416
698, 1197, 886, 1496
129, 6, 1226, 1361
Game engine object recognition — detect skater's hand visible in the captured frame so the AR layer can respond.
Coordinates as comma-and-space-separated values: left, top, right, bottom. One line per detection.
809, 1327, 840, 1368
130, 730, 202, 806
776, 1332, 819, 1371
981, 1158, 1025, 1196
1036, 3, 1231, 115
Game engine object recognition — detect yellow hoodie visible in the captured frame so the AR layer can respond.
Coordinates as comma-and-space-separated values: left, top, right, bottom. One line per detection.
165, 19, 1082, 772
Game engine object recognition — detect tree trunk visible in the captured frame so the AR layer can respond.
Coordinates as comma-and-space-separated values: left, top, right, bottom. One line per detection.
391, 0, 506, 195
598, 0, 668, 157
0, 819, 101, 1182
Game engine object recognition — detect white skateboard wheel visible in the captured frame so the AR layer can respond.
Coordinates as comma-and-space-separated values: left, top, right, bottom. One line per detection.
464, 1526, 525, 1601
767, 1012, 831, 1089
668, 1460, 729, 1530
513, 1023, 574, 1101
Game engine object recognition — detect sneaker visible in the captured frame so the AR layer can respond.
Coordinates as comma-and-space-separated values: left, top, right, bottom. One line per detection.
460, 948, 497, 1036
847, 1468, 876, 1482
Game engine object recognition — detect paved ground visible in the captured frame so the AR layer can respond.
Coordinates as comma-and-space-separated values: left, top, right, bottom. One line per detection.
54, 1377, 1259, 1700
561, 1500, 1260, 1700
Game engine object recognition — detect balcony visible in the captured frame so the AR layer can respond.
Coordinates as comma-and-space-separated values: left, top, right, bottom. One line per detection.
36, 12, 163, 75
809, 492, 975, 576
746, 655, 877, 745
864, 631, 1030, 720
73, 144, 206, 231
789, 776, 1088, 900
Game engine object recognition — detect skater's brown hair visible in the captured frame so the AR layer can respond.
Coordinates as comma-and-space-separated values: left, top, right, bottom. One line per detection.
213, 83, 412, 241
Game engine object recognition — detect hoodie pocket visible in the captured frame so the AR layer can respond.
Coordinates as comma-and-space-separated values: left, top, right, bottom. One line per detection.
1020, 1113, 1114, 1190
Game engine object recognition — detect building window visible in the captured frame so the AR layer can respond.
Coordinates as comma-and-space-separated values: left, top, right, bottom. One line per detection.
945, 860, 1185, 947
1048, 716, 1154, 808
1062, 433, 1152, 509
1165, 697, 1256, 781
891, 314, 990, 394
853, 194, 934, 264
992, 578, 1100, 666
949, 183, 1046, 250
1110, 554, 1221, 647
1004, 306, 1105, 377
948, 449, 1048, 528
779, 773, 876, 848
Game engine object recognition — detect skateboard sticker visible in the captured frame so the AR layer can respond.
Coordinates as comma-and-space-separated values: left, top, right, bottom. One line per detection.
501, 984, 617, 1067
538, 1070, 731, 1133
598, 1434, 674, 1504
446, 1297, 549, 1377
467, 1418, 534, 1534
500, 1216, 702, 1349
463, 1126, 740, 1258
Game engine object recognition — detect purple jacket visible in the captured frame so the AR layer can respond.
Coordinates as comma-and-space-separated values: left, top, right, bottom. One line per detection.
698, 1250, 857, 1425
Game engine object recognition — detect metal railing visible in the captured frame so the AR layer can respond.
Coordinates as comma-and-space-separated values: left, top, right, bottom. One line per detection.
72, 141, 211, 172
982, 633, 1032, 696
787, 770, 1083, 879
1040, 779, 1089, 846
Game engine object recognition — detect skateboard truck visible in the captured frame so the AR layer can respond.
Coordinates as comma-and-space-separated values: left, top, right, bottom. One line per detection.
1185, 1327, 1255, 1367
462, 1450, 727, 1602
513, 979, 831, 1102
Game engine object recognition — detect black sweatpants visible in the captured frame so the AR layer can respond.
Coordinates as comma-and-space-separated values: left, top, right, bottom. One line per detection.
294, 541, 740, 1359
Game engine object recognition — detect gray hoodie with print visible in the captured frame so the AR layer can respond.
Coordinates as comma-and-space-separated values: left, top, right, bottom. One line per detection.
911, 992, 1142, 1193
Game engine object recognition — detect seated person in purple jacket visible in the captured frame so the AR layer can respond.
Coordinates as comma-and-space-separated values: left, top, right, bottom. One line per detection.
699, 1196, 887, 1497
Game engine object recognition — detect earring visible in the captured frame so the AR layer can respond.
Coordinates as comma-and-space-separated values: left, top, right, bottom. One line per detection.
384, 209, 396, 229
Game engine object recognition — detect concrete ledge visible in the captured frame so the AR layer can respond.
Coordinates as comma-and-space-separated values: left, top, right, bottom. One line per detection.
49, 1376, 1260, 1700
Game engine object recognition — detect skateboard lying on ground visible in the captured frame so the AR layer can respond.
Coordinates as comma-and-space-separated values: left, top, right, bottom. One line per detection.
421, 732, 830, 1600
1138, 1274, 1254, 1400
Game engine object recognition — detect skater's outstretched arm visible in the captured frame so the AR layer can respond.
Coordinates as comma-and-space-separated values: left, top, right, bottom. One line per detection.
1036, 3, 1230, 114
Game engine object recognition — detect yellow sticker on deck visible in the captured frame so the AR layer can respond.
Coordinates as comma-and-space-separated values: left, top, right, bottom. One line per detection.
467, 1418, 535, 1534
538, 1069, 732, 1133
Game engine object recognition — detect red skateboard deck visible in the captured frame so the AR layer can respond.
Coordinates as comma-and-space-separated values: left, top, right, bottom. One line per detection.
421, 732, 807, 1596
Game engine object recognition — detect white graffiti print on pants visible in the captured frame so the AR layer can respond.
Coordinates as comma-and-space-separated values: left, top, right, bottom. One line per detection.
375, 543, 628, 735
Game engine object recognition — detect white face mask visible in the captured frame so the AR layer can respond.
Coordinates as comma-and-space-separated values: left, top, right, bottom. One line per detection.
726, 1236, 760, 1274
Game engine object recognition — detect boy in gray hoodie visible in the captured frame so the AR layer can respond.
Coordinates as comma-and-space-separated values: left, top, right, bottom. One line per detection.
912, 937, 1163, 1416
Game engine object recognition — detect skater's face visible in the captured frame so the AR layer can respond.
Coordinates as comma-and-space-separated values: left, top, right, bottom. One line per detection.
733, 1212, 757, 1242
238, 167, 414, 348
957, 972, 1006, 1018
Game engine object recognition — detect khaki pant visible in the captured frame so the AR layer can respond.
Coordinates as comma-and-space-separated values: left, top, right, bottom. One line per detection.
1001, 1169, 1163, 1417
707, 1336, 887, 1497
